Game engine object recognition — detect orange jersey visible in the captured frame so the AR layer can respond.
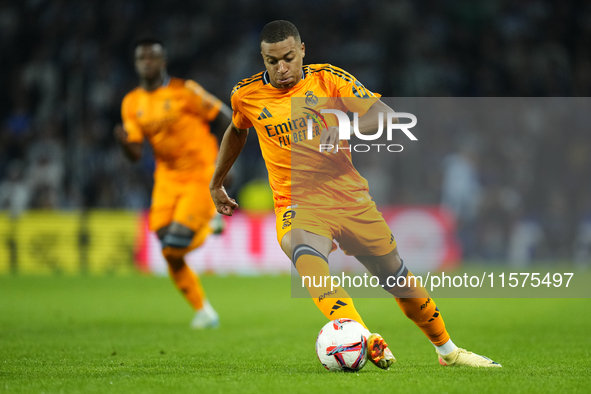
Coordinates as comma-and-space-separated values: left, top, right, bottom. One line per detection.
231, 64, 380, 209
122, 77, 222, 183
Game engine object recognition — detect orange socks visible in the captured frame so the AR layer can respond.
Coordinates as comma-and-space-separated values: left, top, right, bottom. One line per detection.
395, 296, 450, 346
312, 290, 366, 329
292, 243, 451, 345
161, 226, 211, 312
293, 245, 367, 329
166, 261, 206, 311
388, 268, 450, 346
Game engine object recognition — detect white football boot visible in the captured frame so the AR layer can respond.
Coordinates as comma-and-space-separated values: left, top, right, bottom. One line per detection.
190, 300, 220, 329
437, 348, 502, 367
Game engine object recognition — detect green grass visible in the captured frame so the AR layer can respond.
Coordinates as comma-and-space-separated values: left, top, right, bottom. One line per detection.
0, 275, 590, 393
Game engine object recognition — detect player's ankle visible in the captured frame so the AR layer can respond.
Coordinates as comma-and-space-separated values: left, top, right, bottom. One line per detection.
434, 338, 457, 356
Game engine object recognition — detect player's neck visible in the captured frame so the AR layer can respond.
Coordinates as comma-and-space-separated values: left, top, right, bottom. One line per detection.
141, 74, 166, 92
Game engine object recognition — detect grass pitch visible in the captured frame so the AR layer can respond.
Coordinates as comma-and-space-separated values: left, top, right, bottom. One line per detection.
1, 275, 590, 393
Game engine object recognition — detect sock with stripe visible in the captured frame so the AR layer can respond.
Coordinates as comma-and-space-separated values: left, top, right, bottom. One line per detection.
161, 229, 211, 311
163, 248, 206, 311
385, 260, 450, 346
292, 244, 367, 329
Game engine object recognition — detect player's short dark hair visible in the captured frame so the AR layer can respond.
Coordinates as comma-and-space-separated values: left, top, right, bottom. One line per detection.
133, 37, 166, 54
260, 20, 301, 44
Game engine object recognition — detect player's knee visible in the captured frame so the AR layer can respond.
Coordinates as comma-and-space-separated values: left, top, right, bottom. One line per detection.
280, 233, 292, 258
292, 244, 328, 268
161, 233, 193, 267
156, 227, 169, 242
162, 232, 193, 249
377, 259, 409, 295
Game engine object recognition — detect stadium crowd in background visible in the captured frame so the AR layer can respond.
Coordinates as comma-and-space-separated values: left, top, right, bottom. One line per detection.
1, 0, 590, 263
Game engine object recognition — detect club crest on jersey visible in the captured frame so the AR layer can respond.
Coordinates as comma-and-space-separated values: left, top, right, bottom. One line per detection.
136, 109, 143, 118
164, 99, 171, 111
305, 90, 318, 106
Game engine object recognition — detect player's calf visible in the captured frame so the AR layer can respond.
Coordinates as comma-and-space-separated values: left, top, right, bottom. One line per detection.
161, 230, 194, 269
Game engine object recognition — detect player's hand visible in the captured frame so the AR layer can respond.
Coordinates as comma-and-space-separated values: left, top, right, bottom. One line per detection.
113, 124, 129, 144
113, 124, 142, 161
320, 126, 340, 154
210, 186, 239, 216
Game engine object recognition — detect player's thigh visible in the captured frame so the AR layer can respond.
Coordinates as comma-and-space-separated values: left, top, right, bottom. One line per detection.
337, 203, 396, 257
281, 229, 333, 260
276, 206, 334, 259
173, 182, 216, 233
149, 181, 178, 232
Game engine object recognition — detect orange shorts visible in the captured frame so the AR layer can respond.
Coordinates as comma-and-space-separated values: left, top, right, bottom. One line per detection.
150, 177, 215, 234
275, 201, 397, 257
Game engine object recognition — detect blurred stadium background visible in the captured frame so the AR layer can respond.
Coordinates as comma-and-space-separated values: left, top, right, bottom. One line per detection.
1, 0, 590, 275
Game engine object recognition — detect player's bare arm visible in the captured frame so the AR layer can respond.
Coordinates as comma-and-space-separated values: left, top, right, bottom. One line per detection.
113, 124, 142, 162
209, 121, 249, 216
320, 100, 398, 154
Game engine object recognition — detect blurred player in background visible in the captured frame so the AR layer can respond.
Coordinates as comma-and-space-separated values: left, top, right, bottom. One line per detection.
115, 38, 231, 329
210, 21, 501, 367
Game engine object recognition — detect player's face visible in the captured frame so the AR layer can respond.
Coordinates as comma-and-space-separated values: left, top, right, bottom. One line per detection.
135, 44, 166, 81
261, 36, 305, 89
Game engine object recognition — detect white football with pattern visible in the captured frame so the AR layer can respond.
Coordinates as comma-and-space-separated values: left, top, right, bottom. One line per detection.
315, 318, 371, 372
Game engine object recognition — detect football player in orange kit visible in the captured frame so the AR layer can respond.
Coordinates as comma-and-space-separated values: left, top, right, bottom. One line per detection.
210, 21, 501, 367
115, 38, 231, 329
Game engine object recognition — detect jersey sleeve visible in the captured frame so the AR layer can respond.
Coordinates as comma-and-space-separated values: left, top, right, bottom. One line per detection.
121, 94, 144, 143
326, 65, 381, 116
184, 80, 223, 121
230, 88, 253, 130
